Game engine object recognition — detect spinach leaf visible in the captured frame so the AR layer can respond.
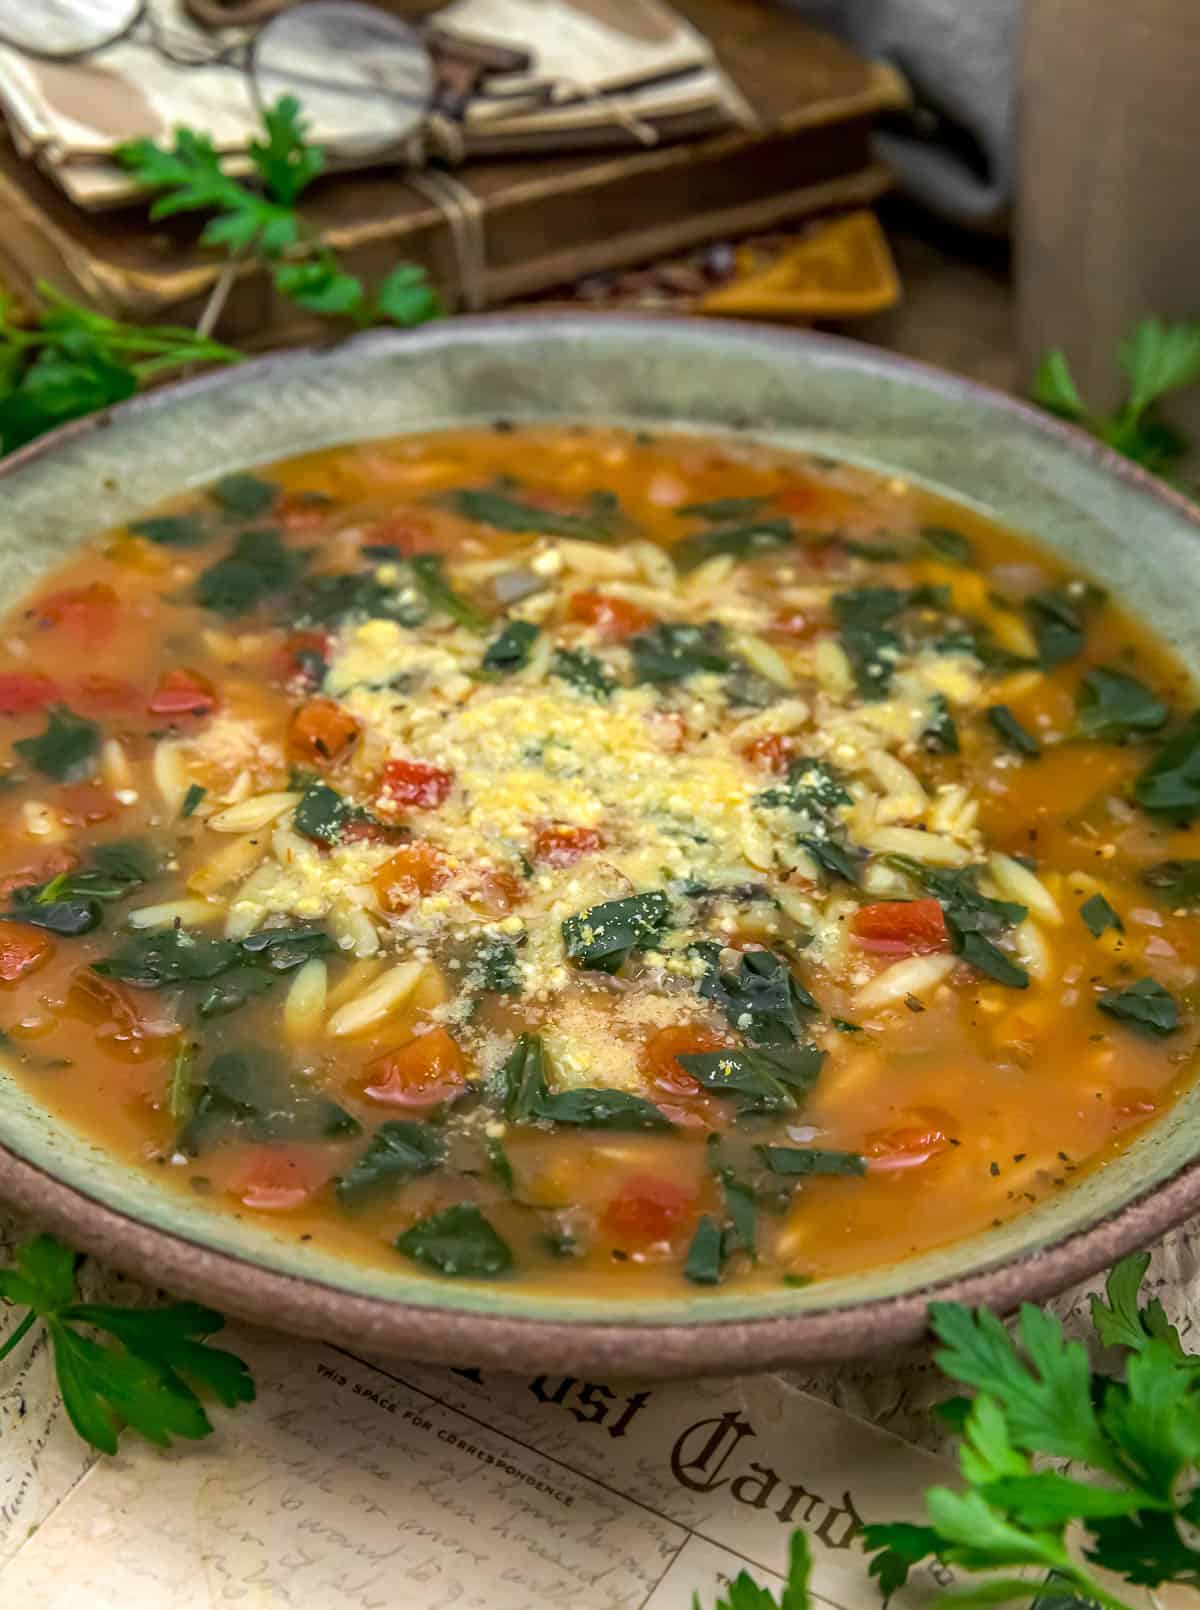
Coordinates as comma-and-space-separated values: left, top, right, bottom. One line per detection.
1142, 860, 1200, 906
336, 1121, 445, 1208
755, 1145, 867, 1176
562, 891, 672, 973
677, 496, 770, 522
674, 518, 793, 572
238, 925, 336, 971
708, 1137, 757, 1257
628, 622, 730, 685
490, 1033, 547, 1123
683, 1215, 725, 1286
1097, 977, 1179, 1037
290, 570, 403, 629
129, 514, 207, 548
471, 938, 522, 995
694, 944, 817, 1045
482, 619, 538, 673
1135, 713, 1200, 818
800, 835, 863, 886
194, 528, 301, 615
922, 526, 975, 566
395, 1203, 513, 1277
934, 620, 1032, 674
535, 1087, 674, 1131
178, 1049, 358, 1153
988, 704, 1042, 758
14, 705, 99, 780
441, 485, 618, 544
487, 1138, 515, 1193
180, 783, 206, 818
552, 646, 616, 700
94, 928, 239, 987
196, 967, 276, 1018
756, 757, 850, 821
946, 910, 1030, 988
922, 693, 960, 754
832, 587, 906, 698
210, 473, 277, 518
677, 1043, 824, 1116
841, 538, 904, 561
9, 839, 156, 936
1080, 893, 1123, 936
1026, 587, 1093, 668
1075, 667, 1169, 741
409, 554, 487, 630
293, 782, 350, 845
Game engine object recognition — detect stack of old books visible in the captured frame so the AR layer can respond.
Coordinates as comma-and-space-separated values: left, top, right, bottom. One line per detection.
0, 0, 906, 339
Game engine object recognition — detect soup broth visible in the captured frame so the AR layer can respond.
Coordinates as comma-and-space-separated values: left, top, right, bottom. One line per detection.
0, 424, 1194, 1294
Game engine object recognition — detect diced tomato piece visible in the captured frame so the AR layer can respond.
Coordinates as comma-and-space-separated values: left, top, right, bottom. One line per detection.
277, 494, 331, 533
58, 783, 115, 825
639, 1024, 731, 1097
378, 758, 454, 810
0, 671, 59, 715
363, 514, 441, 555
73, 674, 142, 715
775, 479, 853, 523
374, 842, 451, 911
0, 922, 54, 982
770, 609, 828, 639
233, 1145, 328, 1212
339, 817, 410, 847
532, 822, 604, 867
602, 1175, 695, 1243
471, 868, 525, 914
147, 668, 217, 719
289, 698, 360, 765
65, 971, 174, 1062
33, 583, 119, 642
741, 733, 794, 772
851, 898, 949, 956
567, 589, 655, 641
363, 1027, 468, 1110
272, 630, 330, 687
866, 1116, 952, 1173
0, 846, 79, 900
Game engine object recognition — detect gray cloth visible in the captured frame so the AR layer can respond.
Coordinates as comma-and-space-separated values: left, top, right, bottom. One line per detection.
786, 0, 1020, 230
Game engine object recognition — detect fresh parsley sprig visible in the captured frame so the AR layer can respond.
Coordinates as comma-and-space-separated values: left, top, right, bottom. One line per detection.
0, 1233, 254, 1454
1033, 317, 1200, 477
692, 1252, 1200, 1610
116, 95, 442, 331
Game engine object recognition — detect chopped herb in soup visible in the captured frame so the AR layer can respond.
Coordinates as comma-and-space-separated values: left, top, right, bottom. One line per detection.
0, 426, 1194, 1293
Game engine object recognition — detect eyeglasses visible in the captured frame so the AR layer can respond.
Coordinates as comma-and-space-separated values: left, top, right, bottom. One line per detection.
0, 0, 441, 155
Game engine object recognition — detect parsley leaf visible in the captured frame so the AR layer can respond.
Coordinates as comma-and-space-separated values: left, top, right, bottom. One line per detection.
14, 704, 99, 780
1097, 977, 1179, 1037
1075, 667, 1169, 742
693, 1528, 813, 1610
562, 891, 672, 973
1031, 349, 1087, 421
394, 1204, 513, 1277
0, 1233, 253, 1454
336, 1121, 445, 1208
